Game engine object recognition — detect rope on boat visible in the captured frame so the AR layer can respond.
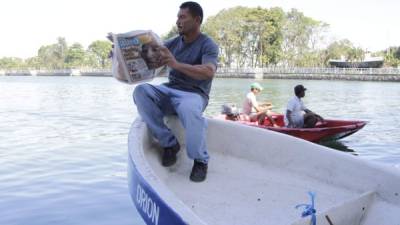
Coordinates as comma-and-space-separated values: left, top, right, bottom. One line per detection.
295, 191, 317, 225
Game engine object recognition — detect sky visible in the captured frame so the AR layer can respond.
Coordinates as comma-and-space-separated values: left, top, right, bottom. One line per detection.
1, 0, 399, 58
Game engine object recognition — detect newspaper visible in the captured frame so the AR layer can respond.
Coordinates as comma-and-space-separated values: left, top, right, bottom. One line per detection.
109, 30, 167, 84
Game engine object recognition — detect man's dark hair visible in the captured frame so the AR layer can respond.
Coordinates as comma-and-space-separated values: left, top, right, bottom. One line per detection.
180, 1, 203, 24
294, 84, 306, 96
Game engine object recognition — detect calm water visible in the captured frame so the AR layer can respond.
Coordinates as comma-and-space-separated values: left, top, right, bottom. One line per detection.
0, 76, 399, 225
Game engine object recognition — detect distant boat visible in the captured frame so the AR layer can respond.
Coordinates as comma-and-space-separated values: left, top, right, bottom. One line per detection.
128, 116, 400, 225
216, 114, 367, 142
329, 55, 384, 68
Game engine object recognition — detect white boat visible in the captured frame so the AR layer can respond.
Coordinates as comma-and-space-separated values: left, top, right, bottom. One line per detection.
128, 116, 400, 225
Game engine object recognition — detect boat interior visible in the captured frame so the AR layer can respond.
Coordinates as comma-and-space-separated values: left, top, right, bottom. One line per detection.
131, 117, 400, 225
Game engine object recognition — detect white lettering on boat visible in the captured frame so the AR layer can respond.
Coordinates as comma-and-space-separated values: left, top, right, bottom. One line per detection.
136, 184, 160, 225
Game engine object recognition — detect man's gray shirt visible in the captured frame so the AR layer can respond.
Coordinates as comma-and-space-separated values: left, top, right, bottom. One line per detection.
164, 34, 219, 101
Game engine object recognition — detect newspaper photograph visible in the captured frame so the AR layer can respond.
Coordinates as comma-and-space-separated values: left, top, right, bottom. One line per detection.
109, 30, 167, 84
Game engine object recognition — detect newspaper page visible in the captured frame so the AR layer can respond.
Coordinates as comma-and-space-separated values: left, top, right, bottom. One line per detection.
109, 30, 166, 84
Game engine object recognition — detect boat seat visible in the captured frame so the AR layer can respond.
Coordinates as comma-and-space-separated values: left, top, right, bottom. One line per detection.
291, 191, 375, 225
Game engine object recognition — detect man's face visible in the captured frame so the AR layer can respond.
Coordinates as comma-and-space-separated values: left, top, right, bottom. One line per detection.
253, 88, 261, 95
299, 90, 305, 98
176, 8, 199, 35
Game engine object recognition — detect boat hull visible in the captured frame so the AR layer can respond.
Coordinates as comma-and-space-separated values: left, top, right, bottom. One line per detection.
127, 120, 203, 225
217, 114, 366, 142
128, 117, 400, 225
128, 154, 187, 225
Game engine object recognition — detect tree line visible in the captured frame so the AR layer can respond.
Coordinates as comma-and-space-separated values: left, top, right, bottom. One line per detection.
1, 6, 399, 70
166, 6, 400, 68
0, 37, 112, 70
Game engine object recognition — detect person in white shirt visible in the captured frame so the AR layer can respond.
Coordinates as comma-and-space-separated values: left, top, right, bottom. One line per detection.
242, 82, 278, 126
285, 84, 323, 128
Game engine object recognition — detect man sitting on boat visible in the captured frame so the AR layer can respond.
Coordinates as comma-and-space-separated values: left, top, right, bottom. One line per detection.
285, 84, 324, 128
242, 82, 278, 127
133, 2, 219, 182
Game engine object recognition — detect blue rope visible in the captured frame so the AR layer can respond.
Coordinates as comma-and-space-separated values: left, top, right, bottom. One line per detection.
295, 192, 317, 225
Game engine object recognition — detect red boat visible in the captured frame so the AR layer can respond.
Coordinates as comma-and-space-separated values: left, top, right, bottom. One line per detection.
217, 114, 367, 142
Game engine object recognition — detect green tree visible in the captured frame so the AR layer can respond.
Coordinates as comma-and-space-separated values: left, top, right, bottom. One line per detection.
201, 6, 284, 68
37, 44, 59, 69
0, 57, 24, 69
202, 7, 247, 67
55, 37, 67, 65
383, 46, 400, 67
161, 26, 178, 40
323, 39, 365, 66
281, 9, 328, 67
37, 37, 68, 69
324, 39, 354, 63
241, 7, 284, 67
25, 57, 41, 69
347, 47, 364, 62
65, 43, 86, 68
87, 40, 112, 68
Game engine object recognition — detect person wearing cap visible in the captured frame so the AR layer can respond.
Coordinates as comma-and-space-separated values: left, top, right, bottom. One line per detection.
242, 82, 278, 126
285, 84, 324, 128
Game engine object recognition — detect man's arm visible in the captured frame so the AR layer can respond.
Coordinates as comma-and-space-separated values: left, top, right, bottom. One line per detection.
304, 108, 312, 114
259, 102, 273, 110
286, 110, 294, 127
158, 46, 216, 80
249, 95, 267, 113
254, 105, 268, 113
304, 108, 324, 121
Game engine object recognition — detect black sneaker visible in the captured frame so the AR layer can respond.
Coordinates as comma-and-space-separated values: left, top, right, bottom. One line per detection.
162, 142, 180, 167
190, 160, 208, 182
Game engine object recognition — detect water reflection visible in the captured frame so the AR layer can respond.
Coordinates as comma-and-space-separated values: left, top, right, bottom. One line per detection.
320, 140, 357, 155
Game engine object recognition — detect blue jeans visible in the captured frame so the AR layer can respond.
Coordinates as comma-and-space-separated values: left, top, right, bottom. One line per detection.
133, 83, 209, 163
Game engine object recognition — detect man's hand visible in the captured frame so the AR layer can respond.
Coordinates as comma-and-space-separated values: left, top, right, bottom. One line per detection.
315, 114, 324, 121
261, 106, 269, 112
260, 102, 273, 106
158, 46, 178, 68
259, 102, 273, 110
156, 46, 216, 80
